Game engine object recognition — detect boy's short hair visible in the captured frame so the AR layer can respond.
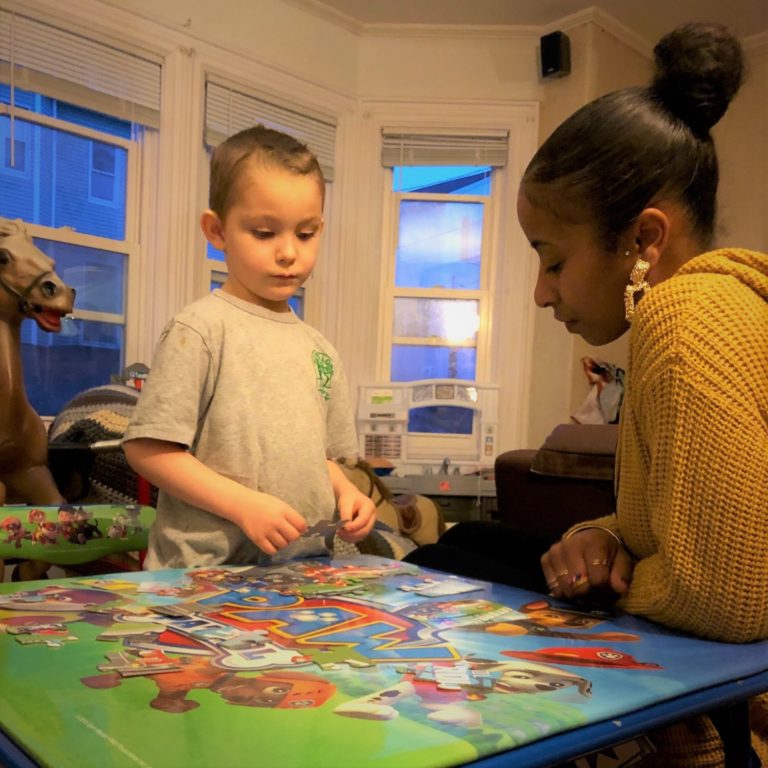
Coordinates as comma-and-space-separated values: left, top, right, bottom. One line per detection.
209, 125, 325, 219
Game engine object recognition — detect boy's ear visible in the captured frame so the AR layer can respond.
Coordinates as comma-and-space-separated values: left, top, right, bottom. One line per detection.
201, 209, 225, 249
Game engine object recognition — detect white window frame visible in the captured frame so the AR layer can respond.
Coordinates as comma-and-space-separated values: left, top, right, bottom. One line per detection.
348, 100, 538, 451
381, 181, 497, 384
0, 102, 142, 368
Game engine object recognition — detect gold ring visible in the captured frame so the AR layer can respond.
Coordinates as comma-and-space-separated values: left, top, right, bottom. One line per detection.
547, 579, 559, 589
555, 570, 569, 578
590, 558, 609, 567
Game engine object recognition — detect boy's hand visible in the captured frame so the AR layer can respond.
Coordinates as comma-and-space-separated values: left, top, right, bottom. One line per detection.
336, 487, 376, 543
235, 493, 308, 555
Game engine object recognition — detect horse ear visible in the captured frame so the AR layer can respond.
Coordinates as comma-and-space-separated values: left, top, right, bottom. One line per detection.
0, 218, 23, 238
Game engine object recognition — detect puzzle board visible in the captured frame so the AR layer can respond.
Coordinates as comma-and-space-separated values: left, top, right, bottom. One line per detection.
1, 556, 766, 768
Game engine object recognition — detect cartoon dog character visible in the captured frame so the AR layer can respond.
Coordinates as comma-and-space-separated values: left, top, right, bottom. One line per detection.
481, 600, 639, 642
31, 519, 59, 545
82, 656, 335, 714
57, 506, 76, 539
334, 657, 591, 727
107, 513, 128, 539
69, 507, 102, 544
1, 516, 25, 548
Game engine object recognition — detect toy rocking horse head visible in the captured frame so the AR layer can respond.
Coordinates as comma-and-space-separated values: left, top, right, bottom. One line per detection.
0, 217, 75, 510
0, 218, 75, 330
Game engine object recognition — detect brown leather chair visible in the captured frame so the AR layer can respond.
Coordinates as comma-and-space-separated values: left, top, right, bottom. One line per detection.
494, 424, 617, 544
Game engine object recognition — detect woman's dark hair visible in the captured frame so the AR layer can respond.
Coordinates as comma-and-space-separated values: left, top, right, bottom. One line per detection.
522, 23, 744, 249
209, 124, 324, 219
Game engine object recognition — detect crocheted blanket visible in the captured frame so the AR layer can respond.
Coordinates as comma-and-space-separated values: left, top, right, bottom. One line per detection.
49, 385, 157, 507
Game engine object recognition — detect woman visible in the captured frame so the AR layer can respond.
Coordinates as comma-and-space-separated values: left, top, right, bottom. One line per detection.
406, 22, 768, 765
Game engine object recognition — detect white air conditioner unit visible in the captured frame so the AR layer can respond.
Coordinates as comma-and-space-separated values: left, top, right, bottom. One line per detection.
357, 379, 499, 472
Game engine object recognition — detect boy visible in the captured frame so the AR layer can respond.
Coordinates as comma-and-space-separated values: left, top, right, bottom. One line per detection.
124, 126, 375, 568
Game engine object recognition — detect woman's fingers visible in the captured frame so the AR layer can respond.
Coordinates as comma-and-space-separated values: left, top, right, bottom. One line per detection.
542, 528, 629, 599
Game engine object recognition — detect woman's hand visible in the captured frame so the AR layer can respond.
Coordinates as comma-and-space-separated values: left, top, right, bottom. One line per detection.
541, 528, 635, 600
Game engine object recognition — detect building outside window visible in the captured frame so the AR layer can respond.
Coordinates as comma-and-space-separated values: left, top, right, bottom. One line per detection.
0, 86, 139, 416
0, 9, 161, 417
89, 142, 118, 204
1, 117, 30, 175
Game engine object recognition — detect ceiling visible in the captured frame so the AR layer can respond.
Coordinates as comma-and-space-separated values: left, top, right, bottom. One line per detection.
299, 0, 768, 43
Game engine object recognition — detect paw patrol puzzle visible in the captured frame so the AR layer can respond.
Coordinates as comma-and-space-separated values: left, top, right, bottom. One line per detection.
1, 556, 766, 767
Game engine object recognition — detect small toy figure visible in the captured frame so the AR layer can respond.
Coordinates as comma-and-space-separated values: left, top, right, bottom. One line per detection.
57, 506, 77, 539
31, 520, 59, 545
1, 516, 25, 548
69, 507, 102, 544
122, 504, 143, 534
107, 513, 129, 539
27, 509, 47, 525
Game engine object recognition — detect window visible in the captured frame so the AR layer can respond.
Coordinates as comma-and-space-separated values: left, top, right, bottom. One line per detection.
384, 164, 496, 384
201, 79, 338, 322
379, 129, 507, 387
0, 10, 161, 416
0, 90, 137, 415
1, 118, 30, 176
89, 142, 119, 204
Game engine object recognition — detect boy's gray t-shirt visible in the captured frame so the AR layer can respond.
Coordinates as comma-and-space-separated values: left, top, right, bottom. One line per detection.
123, 290, 358, 569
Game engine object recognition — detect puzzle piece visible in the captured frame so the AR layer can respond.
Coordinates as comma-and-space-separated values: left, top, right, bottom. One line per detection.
15, 634, 77, 645
99, 649, 183, 677
304, 520, 345, 538
399, 577, 484, 597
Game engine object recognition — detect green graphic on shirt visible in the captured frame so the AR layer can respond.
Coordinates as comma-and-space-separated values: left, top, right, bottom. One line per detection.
313, 350, 334, 400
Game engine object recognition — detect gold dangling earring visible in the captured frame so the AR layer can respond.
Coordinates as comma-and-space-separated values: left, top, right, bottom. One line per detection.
624, 253, 651, 322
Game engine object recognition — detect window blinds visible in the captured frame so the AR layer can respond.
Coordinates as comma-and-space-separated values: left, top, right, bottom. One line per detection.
0, 9, 161, 127
381, 129, 509, 167
205, 79, 336, 181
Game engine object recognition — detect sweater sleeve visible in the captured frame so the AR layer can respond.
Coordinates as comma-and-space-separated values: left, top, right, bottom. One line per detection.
616, 281, 768, 642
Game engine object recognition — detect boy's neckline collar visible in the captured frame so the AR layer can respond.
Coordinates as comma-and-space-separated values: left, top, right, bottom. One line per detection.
212, 288, 298, 322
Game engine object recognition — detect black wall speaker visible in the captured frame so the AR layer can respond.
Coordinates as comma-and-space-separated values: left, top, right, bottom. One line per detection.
540, 31, 571, 79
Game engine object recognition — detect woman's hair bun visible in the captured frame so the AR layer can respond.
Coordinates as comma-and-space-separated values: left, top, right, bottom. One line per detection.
651, 22, 744, 134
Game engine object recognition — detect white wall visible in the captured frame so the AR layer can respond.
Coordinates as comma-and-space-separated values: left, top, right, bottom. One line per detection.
357, 30, 539, 101
529, 25, 768, 436
717, 37, 768, 253
96, 0, 361, 95
11, 0, 766, 454
563, 23, 650, 422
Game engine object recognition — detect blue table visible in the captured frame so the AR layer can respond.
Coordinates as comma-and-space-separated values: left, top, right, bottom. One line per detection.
1, 556, 766, 767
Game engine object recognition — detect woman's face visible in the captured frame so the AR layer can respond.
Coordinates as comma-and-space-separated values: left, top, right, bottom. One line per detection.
517, 189, 635, 346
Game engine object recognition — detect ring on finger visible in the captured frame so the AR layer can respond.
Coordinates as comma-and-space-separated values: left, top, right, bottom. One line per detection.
555, 570, 569, 578
590, 558, 609, 567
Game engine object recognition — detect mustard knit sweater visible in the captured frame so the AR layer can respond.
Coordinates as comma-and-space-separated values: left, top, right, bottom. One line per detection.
569, 249, 768, 764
